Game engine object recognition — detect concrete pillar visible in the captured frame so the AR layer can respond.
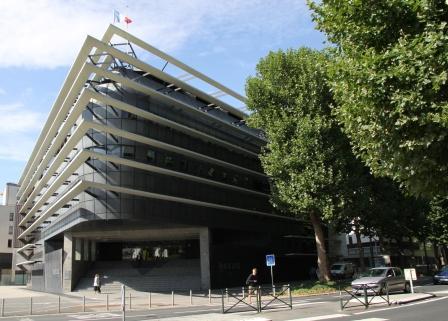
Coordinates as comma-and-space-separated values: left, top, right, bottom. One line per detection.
199, 228, 211, 289
62, 233, 73, 292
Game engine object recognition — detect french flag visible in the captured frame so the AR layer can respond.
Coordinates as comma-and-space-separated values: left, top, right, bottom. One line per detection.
114, 10, 133, 25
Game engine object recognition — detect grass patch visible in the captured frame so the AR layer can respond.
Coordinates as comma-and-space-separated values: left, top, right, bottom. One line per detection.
290, 280, 351, 296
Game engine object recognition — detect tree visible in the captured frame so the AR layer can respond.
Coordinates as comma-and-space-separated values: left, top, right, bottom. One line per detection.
309, 0, 448, 199
246, 48, 353, 281
424, 196, 448, 267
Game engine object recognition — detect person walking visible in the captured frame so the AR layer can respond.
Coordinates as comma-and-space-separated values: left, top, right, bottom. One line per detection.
245, 268, 258, 303
93, 273, 101, 294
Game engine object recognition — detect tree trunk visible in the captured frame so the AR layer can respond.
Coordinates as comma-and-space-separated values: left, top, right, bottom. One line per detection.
309, 212, 331, 282
442, 245, 448, 266
423, 240, 429, 275
369, 236, 374, 268
354, 227, 365, 271
433, 243, 441, 270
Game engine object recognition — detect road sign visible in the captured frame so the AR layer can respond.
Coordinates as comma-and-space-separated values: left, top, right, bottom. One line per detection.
404, 268, 417, 281
266, 254, 275, 267
404, 268, 417, 294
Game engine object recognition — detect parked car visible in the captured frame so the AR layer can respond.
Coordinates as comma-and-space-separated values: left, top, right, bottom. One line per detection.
351, 267, 410, 294
433, 266, 448, 284
330, 262, 355, 279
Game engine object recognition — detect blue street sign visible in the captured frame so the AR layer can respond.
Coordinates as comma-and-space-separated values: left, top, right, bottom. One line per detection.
266, 254, 275, 267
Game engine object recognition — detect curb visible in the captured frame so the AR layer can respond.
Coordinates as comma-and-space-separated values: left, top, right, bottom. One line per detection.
395, 293, 436, 305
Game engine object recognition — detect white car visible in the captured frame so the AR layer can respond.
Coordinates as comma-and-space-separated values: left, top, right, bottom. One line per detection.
330, 262, 355, 279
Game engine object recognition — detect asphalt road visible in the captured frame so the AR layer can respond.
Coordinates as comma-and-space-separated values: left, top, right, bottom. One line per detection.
0, 283, 446, 321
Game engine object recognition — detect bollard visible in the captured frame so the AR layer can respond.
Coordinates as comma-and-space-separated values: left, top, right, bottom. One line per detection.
171, 291, 174, 306
221, 290, 225, 313
129, 293, 132, 310
190, 290, 193, 305
30, 297, 32, 315
106, 294, 109, 311
273, 285, 276, 297
58, 296, 61, 313
242, 286, 245, 298
225, 288, 229, 302
208, 289, 211, 304
1, 298, 4, 317
83, 296, 86, 312
289, 286, 293, 309
148, 292, 152, 309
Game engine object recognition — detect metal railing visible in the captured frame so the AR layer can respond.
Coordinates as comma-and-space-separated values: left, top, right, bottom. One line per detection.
339, 283, 390, 310
221, 284, 292, 314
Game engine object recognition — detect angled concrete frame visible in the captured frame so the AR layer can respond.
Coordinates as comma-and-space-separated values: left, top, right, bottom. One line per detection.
19, 86, 267, 218
18, 26, 263, 199
19, 177, 296, 240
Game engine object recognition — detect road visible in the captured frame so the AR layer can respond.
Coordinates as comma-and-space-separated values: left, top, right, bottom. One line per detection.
0, 283, 446, 321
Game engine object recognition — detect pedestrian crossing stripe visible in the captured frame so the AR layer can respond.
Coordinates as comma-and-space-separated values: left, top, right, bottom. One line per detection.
285, 314, 349, 321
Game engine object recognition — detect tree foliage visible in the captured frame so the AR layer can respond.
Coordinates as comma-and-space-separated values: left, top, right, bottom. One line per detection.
309, 0, 448, 198
246, 48, 348, 220
246, 48, 359, 280
426, 196, 448, 245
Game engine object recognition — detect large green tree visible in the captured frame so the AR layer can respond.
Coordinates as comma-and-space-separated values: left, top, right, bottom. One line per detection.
309, 0, 448, 198
246, 48, 354, 281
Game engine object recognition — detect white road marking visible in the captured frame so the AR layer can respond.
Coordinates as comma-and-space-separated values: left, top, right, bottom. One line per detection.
68, 312, 121, 319
353, 318, 389, 321
19, 318, 34, 321
173, 308, 220, 314
285, 314, 349, 321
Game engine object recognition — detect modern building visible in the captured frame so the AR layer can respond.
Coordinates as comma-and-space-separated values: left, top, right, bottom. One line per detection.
13, 25, 316, 293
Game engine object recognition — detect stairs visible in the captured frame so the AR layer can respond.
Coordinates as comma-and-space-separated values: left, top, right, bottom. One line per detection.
74, 259, 201, 293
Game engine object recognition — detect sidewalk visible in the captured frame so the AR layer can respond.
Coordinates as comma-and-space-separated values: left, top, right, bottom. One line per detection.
0, 286, 50, 298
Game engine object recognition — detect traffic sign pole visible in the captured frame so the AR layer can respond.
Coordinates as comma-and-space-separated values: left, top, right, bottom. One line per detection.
266, 254, 276, 288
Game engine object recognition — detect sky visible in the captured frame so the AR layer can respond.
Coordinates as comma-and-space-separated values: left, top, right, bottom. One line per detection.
0, 0, 326, 191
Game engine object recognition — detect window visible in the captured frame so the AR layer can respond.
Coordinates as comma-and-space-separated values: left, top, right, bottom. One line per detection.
8, 226, 13, 235
122, 146, 135, 159
75, 238, 82, 261
180, 159, 188, 171
146, 150, 156, 163
9, 213, 13, 222
164, 156, 174, 167
7, 240, 12, 248
348, 236, 353, 245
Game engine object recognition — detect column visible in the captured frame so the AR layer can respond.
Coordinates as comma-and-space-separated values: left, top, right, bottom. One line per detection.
199, 228, 211, 289
62, 233, 74, 292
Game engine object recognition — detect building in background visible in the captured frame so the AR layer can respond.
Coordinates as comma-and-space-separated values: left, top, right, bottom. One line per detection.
13, 25, 316, 293
0, 183, 19, 284
342, 232, 436, 275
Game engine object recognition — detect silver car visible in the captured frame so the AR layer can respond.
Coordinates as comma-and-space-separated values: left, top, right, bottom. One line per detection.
351, 267, 410, 294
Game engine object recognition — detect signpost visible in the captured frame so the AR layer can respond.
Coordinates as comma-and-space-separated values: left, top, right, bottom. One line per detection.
266, 254, 276, 287
404, 268, 417, 293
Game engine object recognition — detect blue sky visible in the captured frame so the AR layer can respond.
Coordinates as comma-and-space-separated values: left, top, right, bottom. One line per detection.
0, 0, 326, 190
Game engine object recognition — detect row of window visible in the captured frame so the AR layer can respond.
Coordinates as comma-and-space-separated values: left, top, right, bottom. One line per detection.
87, 105, 262, 171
